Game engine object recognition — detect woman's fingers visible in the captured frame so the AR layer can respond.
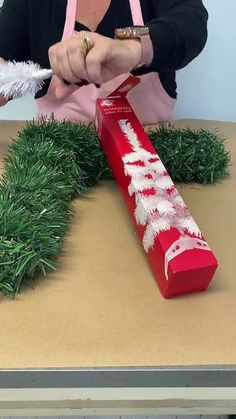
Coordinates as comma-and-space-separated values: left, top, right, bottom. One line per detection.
85, 42, 108, 85
49, 34, 91, 84
49, 43, 76, 83
48, 32, 142, 87
68, 40, 89, 82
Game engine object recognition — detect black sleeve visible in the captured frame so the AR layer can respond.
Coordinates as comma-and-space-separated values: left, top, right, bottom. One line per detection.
0, 0, 30, 61
136, 0, 208, 74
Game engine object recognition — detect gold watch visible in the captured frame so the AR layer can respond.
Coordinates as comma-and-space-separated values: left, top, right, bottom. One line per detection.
115, 26, 150, 40
115, 26, 152, 68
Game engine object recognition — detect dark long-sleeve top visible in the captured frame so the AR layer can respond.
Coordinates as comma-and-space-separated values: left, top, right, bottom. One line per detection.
0, 0, 208, 98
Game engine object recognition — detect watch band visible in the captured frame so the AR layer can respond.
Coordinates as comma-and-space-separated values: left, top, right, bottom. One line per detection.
138, 33, 154, 68
115, 26, 150, 39
115, 26, 153, 68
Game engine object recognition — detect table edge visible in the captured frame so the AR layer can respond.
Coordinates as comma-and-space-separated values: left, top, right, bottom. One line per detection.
0, 366, 236, 388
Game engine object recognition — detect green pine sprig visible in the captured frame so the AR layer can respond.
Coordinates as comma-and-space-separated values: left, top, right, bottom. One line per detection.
0, 120, 231, 296
149, 124, 231, 184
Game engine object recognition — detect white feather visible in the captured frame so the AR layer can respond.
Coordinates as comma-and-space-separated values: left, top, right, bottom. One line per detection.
0, 61, 52, 99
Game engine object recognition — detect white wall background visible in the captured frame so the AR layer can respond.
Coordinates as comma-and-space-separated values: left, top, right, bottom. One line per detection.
175, 0, 236, 122
0, 0, 235, 122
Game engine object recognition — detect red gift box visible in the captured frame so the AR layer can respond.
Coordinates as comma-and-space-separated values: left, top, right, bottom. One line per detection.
96, 76, 218, 298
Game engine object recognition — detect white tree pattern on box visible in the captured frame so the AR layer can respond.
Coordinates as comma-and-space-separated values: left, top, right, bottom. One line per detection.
118, 119, 211, 279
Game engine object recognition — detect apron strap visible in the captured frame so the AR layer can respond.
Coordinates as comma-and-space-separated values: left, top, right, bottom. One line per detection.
63, 0, 77, 40
63, 0, 145, 40
48, 0, 77, 93
129, 0, 144, 26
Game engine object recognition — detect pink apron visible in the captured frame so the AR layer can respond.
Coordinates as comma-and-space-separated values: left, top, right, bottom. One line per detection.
37, 0, 176, 125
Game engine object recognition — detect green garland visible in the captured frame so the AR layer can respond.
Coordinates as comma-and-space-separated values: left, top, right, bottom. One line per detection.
149, 125, 231, 184
0, 120, 230, 295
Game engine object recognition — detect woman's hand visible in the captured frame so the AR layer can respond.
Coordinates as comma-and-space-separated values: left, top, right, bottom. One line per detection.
0, 58, 8, 107
48, 31, 142, 86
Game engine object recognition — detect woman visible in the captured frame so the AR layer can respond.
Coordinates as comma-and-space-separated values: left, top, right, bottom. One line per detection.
0, 0, 208, 124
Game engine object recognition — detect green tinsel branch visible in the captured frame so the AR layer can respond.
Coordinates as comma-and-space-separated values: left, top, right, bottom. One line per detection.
0, 120, 231, 295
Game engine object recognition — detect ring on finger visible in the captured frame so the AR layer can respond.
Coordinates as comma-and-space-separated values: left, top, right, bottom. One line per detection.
80, 35, 93, 55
